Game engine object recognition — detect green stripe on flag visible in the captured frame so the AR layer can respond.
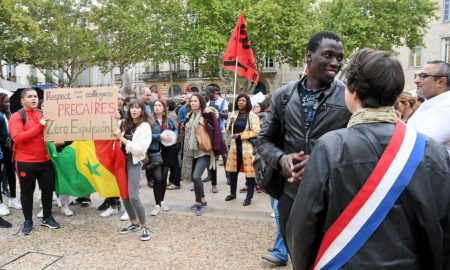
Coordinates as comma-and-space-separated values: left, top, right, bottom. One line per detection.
47, 143, 95, 197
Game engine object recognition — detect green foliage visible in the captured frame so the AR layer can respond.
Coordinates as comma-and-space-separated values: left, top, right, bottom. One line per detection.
0, 0, 440, 85
318, 0, 438, 55
22, 0, 98, 86
0, 0, 42, 67
91, 0, 150, 72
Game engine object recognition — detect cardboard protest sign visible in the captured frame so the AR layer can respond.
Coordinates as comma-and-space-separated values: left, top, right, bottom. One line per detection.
43, 87, 118, 141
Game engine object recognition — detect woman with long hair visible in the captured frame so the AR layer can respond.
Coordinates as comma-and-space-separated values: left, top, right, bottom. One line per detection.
181, 93, 225, 216
113, 98, 152, 241
225, 93, 260, 206
394, 92, 417, 123
148, 99, 177, 216
0, 93, 21, 210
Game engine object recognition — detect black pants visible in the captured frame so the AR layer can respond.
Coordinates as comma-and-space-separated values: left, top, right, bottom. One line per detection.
1, 145, 16, 198
229, 141, 255, 200
278, 193, 294, 253
208, 164, 218, 186
151, 164, 169, 206
17, 161, 55, 220
168, 143, 181, 186
0, 159, 3, 203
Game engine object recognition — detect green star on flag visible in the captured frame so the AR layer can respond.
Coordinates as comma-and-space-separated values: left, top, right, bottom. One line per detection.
85, 160, 101, 176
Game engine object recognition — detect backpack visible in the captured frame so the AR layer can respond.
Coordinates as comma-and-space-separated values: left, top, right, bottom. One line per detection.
254, 81, 297, 199
18, 108, 43, 125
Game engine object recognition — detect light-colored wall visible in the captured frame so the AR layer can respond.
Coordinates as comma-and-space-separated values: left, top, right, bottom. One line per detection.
397, 0, 450, 92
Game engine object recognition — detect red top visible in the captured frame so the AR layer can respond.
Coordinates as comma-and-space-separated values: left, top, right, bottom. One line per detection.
8, 108, 49, 162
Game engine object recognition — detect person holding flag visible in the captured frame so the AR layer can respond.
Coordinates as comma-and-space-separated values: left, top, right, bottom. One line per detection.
113, 99, 152, 241
286, 49, 450, 269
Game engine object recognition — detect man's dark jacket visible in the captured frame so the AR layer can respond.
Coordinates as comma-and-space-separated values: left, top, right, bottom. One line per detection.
286, 123, 450, 270
257, 77, 352, 198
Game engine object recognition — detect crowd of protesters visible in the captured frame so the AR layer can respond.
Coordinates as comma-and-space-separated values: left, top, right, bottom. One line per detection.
0, 84, 265, 240
1, 30, 449, 269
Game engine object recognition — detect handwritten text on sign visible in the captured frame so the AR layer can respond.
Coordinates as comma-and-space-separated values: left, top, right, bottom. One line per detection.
43, 87, 118, 141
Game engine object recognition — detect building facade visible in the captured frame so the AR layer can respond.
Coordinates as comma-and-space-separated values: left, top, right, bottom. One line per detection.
397, 0, 450, 92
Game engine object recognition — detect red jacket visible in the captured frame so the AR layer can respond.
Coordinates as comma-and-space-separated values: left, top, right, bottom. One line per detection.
8, 108, 49, 162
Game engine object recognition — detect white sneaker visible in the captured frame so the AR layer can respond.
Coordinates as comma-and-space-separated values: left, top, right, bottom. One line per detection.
270, 212, 275, 218
60, 205, 74, 216
100, 207, 119, 217
8, 198, 22, 210
0, 203, 10, 216
120, 211, 129, 221
56, 198, 62, 208
150, 205, 161, 216
160, 201, 170, 212
37, 209, 44, 218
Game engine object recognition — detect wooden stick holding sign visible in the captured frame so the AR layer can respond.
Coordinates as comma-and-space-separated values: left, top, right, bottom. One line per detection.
43, 87, 118, 141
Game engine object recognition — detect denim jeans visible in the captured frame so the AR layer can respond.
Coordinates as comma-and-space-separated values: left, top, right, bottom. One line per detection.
270, 196, 288, 263
192, 156, 209, 202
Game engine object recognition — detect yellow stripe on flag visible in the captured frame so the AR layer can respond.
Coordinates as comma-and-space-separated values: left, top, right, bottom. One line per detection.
70, 141, 120, 198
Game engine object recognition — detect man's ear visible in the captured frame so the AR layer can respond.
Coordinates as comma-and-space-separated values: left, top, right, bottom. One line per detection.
437, 76, 448, 88
306, 51, 312, 63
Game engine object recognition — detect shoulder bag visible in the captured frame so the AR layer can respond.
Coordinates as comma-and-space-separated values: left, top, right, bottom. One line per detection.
196, 117, 213, 152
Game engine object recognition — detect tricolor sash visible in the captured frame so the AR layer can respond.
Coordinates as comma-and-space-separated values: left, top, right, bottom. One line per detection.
313, 121, 426, 270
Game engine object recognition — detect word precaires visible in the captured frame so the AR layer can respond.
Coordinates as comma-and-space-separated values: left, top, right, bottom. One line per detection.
46, 90, 115, 117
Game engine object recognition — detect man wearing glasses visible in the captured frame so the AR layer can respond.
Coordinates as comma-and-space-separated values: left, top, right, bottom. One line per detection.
408, 60, 450, 154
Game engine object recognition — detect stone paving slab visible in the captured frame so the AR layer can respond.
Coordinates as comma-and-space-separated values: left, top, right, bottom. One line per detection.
0, 167, 291, 269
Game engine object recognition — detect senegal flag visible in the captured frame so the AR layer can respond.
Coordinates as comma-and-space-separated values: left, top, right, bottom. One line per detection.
47, 141, 128, 199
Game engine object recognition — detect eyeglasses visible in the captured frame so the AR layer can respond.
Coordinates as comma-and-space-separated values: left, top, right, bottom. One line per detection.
414, 72, 444, 80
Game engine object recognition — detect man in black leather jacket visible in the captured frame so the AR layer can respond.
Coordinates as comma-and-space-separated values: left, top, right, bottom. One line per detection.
287, 49, 450, 269
257, 31, 352, 243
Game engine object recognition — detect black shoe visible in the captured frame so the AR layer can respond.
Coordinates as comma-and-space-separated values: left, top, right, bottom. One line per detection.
42, 216, 60, 229
243, 199, 251, 206
70, 197, 85, 206
202, 176, 211, 182
80, 198, 91, 207
262, 254, 287, 266
22, 219, 33, 235
98, 200, 110, 211
0, 217, 12, 228
225, 194, 236, 201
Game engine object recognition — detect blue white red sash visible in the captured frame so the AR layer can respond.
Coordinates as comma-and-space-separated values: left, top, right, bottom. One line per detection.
313, 120, 426, 270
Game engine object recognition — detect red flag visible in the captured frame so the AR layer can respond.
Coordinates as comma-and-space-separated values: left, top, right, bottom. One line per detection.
185, 85, 191, 93
157, 87, 163, 99
222, 12, 259, 84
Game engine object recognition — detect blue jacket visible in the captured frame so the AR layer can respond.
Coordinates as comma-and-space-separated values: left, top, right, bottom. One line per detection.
148, 117, 178, 151
177, 105, 188, 124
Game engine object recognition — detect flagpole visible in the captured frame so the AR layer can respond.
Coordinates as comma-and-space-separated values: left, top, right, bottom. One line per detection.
232, 12, 242, 114
232, 55, 238, 113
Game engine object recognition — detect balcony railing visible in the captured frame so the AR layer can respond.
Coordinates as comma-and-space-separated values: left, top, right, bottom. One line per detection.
139, 70, 211, 81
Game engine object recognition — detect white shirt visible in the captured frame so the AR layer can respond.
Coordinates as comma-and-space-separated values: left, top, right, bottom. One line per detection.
407, 91, 450, 154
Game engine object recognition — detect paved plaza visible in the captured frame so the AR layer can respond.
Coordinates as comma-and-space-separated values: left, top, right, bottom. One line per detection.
0, 167, 291, 269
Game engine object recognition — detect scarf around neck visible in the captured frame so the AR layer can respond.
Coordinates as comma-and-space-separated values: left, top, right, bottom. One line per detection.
347, 106, 397, 128
181, 111, 201, 181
